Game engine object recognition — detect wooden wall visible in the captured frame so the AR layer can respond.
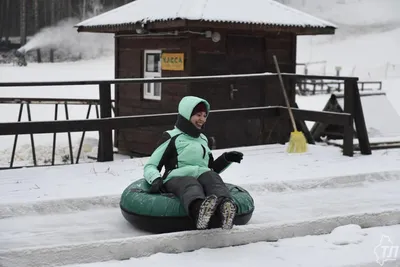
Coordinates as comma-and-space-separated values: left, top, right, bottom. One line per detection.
114, 29, 297, 156
189, 30, 296, 149
115, 35, 191, 155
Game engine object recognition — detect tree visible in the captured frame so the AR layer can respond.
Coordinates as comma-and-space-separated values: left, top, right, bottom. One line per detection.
34, 0, 42, 62
20, 0, 27, 46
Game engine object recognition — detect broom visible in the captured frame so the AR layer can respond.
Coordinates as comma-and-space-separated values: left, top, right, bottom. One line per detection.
272, 55, 308, 153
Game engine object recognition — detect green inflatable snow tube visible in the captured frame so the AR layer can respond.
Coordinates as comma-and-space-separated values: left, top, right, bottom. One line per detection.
120, 178, 255, 233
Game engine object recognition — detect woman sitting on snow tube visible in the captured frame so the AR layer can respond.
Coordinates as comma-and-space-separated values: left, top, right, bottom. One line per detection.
120, 96, 254, 233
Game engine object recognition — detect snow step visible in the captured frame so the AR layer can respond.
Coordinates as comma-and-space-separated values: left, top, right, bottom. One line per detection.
2, 179, 400, 251
1, 180, 400, 266
1, 209, 400, 267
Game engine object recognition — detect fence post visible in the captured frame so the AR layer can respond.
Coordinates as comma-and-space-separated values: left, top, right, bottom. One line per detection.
343, 79, 355, 157
352, 81, 372, 155
98, 83, 113, 162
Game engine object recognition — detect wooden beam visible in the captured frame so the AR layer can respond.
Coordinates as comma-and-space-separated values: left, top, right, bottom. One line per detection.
0, 74, 359, 88
0, 106, 281, 136
278, 107, 352, 126
97, 83, 113, 162
0, 105, 353, 137
0, 97, 109, 104
353, 82, 372, 155
293, 103, 315, 144
343, 80, 355, 157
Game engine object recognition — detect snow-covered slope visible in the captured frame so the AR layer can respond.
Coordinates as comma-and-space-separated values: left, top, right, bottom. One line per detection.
292, 0, 400, 80
1, 144, 400, 267
59, 224, 400, 267
290, 0, 400, 119
285, 0, 400, 27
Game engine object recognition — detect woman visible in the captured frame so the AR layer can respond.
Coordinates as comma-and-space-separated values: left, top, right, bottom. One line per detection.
143, 96, 243, 230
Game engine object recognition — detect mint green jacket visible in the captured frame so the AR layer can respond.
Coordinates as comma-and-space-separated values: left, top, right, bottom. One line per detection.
143, 96, 231, 184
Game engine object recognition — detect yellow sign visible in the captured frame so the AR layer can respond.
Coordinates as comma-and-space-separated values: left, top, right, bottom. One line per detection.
161, 53, 184, 71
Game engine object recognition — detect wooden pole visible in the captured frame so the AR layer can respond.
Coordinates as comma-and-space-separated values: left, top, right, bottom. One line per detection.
97, 83, 114, 162
352, 82, 372, 155
343, 79, 355, 157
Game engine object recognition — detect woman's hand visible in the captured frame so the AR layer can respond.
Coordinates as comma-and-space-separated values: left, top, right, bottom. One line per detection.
224, 151, 243, 163
149, 177, 164, 193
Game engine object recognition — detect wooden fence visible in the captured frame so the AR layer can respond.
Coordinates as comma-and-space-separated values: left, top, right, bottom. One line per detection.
0, 73, 372, 169
297, 80, 382, 95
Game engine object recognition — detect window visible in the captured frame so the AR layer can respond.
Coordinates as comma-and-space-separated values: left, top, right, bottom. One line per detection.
143, 50, 162, 100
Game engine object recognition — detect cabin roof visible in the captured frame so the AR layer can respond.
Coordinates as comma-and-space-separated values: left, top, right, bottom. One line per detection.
76, 0, 337, 33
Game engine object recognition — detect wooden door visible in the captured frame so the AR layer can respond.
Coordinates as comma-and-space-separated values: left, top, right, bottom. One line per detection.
190, 51, 231, 148
224, 35, 266, 147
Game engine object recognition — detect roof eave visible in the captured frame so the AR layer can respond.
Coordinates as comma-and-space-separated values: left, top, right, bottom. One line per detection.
295, 26, 336, 35
76, 20, 188, 33
76, 20, 336, 35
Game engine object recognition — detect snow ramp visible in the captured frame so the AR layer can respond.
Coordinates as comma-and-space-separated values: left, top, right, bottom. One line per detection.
1, 145, 400, 266
1, 209, 400, 267
337, 92, 400, 138
2, 171, 400, 266
307, 91, 400, 147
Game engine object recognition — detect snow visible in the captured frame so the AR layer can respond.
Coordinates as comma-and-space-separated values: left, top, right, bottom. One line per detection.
0, 57, 117, 166
293, 0, 400, 141
75, 0, 336, 29
296, 0, 400, 81
2, 210, 400, 266
287, 0, 400, 27
383, 78, 400, 117
1, 144, 400, 266
337, 94, 400, 138
18, 18, 114, 60
296, 92, 400, 138
56, 224, 400, 267
3, 167, 400, 249
2, 144, 400, 206
1, 0, 400, 266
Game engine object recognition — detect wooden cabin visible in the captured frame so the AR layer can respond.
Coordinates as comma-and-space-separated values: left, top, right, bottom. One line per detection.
76, 0, 336, 156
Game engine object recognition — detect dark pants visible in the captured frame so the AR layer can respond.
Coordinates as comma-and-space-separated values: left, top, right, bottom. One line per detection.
164, 170, 232, 216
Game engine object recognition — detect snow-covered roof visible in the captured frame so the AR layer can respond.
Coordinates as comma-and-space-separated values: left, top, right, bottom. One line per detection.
76, 0, 337, 30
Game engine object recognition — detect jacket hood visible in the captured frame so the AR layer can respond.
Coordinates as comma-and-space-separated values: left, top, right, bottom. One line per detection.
178, 96, 210, 120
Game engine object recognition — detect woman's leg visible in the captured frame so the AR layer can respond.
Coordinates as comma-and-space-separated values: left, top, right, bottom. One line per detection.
164, 176, 218, 229
197, 171, 237, 229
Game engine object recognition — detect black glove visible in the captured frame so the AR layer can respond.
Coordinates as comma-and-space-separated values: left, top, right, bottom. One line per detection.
224, 151, 243, 163
149, 177, 164, 194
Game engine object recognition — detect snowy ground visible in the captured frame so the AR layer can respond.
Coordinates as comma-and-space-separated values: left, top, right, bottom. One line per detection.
61, 224, 400, 267
0, 57, 116, 166
1, 0, 400, 266
1, 144, 400, 266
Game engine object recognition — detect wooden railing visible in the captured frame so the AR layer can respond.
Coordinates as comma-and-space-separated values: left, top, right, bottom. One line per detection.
0, 72, 372, 169
0, 97, 118, 167
296, 80, 382, 95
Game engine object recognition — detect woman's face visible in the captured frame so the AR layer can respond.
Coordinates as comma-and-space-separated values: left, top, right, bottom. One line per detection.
190, 111, 207, 129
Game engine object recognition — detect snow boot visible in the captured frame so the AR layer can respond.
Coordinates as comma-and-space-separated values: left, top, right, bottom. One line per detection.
219, 198, 237, 230
195, 194, 218, 230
